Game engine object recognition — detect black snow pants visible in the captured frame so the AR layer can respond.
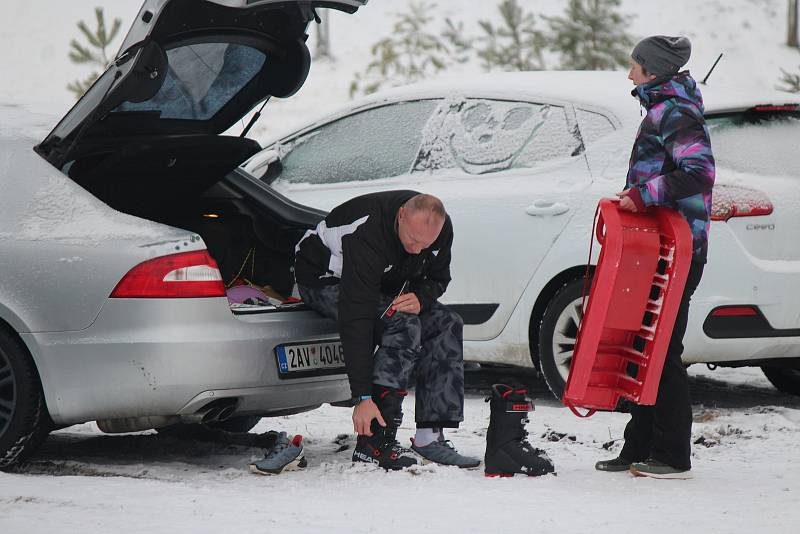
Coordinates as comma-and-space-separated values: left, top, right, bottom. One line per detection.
620, 262, 704, 470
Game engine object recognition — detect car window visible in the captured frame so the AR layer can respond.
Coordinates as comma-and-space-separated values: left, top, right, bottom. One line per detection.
413, 98, 583, 175
273, 100, 438, 185
707, 110, 800, 177
114, 43, 267, 120
576, 109, 617, 145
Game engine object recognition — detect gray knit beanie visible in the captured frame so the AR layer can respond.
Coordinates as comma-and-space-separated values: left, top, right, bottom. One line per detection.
631, 35, 692, 77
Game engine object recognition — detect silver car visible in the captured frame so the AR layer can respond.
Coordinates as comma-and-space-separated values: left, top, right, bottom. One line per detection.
0, 0, 368, 468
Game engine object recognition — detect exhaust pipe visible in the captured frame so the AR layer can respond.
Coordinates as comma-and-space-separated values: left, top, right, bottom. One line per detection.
188, 398, 240, 424
216, 405, 236, 422
200, 406, 224, 424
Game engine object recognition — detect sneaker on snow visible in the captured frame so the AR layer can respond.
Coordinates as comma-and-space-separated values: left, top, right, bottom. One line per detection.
249, 431, 307, 475
595, 455, 633, 472
630, 458, 692, 479
411, 437, 481, 468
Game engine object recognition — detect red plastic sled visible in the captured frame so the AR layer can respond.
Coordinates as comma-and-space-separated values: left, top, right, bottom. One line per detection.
562, 199, 693, 416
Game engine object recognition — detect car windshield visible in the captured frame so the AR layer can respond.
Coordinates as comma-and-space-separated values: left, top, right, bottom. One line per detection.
706, 109, 800, 177
113, 43, 267, 121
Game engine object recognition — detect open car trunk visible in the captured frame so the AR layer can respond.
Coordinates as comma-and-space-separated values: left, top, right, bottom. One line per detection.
35, 0, 368, 312
68, 135, 324, 311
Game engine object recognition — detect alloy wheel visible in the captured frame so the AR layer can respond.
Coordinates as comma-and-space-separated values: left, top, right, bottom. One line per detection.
550, 296, 584, 384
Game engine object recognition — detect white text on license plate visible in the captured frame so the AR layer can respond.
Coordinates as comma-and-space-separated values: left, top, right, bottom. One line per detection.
276, 341, 345, 374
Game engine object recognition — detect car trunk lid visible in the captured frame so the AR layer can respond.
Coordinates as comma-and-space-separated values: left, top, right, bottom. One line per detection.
36, 0, 367, 169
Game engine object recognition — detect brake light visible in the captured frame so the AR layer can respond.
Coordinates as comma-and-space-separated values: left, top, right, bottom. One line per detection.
710, 306, 758, 317
111, 250, 226, 298
750, 104, 799, 112
710, 185, 773, 221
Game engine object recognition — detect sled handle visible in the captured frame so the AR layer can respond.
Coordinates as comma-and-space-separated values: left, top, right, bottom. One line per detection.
565, 400, 596, 418
595, 210, 606, 245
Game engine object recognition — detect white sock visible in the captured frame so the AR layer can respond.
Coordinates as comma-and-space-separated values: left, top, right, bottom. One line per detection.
414, 427, 442, 447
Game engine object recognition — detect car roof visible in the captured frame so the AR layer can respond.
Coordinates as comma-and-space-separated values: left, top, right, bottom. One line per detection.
0, 103, 57, 142
357, 70, 800, 125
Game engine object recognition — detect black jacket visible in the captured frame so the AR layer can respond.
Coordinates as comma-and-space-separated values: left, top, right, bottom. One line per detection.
294, 190, 453, 396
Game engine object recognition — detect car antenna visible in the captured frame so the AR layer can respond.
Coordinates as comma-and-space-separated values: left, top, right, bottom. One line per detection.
700, 53, 723, 85
240, 97, 271, 138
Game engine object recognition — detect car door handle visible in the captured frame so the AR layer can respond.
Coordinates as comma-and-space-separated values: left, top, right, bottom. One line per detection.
525, 202, 570, 216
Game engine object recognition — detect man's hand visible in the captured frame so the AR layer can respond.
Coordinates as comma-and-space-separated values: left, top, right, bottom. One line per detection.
352, 398, 386, 436
616, 190, 638, 212
391, 292, 421, 315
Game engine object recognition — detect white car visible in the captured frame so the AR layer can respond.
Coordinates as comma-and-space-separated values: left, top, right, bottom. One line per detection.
243, 71, 800, 398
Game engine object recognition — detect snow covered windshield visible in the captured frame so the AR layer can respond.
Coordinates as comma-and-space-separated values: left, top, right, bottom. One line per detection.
707, 111, 800, 177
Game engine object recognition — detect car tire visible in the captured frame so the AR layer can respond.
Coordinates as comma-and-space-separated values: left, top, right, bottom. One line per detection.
761, 366, 800, 396
537, 278, 588, 400
155, 415, 262, 439
0, 329, 51, 470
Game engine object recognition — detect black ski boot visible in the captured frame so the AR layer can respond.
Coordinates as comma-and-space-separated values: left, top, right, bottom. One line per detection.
352, 387, 418, 471
484, 384, 555, 477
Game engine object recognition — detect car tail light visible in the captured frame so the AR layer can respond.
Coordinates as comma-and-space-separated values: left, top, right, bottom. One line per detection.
710, 306, 759, 317
750, 104, 799, 112
111, 250, 226, 298
710, 184, 773, 221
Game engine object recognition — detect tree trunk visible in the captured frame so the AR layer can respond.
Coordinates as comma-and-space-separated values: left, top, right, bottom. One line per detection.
316, 14, 332, 59
790, 0, 799, 48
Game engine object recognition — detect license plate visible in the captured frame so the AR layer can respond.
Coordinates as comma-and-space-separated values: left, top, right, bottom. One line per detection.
275, 340, 345, 377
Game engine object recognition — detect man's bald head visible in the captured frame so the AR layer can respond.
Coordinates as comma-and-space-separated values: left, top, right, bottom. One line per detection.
397, 194, 446, 255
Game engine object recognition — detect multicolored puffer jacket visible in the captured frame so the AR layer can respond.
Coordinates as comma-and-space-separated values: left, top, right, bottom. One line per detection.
625, 71, 715, 262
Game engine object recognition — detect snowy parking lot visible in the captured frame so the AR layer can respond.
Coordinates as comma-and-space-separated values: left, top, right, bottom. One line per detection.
2, 366, 798, 534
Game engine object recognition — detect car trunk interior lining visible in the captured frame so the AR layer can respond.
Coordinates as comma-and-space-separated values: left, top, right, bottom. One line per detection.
66, 135, 316, 308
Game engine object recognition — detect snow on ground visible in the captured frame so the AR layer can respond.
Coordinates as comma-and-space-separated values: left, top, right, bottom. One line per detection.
1, 367, 799, 533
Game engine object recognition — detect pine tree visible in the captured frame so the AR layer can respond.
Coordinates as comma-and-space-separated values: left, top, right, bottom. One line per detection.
67, 7, 123, 98
778, 67, 800, 92
545, 0, 635, 71
442, 17, 473, 65
350, 1, 451, 97
473, 0, 547, 71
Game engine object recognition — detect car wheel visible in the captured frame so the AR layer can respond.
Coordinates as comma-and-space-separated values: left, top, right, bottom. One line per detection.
761, 366, 800, 396
0, 329, 50, 470
537, 278, 587, 400
155, 416, 262, 439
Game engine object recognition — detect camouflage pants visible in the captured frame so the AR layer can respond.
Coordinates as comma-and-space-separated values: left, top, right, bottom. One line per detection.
298, 284, 465, 427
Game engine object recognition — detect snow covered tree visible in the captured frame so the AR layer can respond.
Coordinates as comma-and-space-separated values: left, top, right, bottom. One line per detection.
442, 17, 473, 65
778, 66, 800, 92
545, 0, 635, 70
67, 7, 122, 98
350, 1, 451, 97
472, 0, 547, 71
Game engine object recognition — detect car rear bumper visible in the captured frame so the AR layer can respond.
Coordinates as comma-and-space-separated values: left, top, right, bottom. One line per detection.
22, 298, 350, 425
683, 224, 800, 363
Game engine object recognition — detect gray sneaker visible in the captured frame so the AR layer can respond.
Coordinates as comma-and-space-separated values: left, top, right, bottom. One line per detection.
411, 437, 481, 469
630, 458, 693, 479
250, 431, 307, 475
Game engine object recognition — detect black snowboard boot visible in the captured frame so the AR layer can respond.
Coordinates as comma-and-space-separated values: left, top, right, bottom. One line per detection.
352, 386, 418, 471
484, 384, 555, 477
